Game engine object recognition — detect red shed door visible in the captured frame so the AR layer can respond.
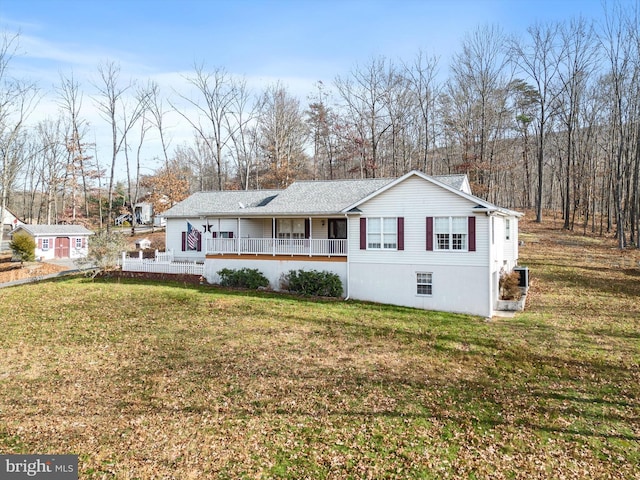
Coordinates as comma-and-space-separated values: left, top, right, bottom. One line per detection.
55, 237, 70, 258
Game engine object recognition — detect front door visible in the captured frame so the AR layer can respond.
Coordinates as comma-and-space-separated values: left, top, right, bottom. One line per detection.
328, 219, 347, 239
55, 237, 70, 258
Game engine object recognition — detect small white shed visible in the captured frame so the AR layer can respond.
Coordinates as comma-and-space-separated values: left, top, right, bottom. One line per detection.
12, 224, 94, 260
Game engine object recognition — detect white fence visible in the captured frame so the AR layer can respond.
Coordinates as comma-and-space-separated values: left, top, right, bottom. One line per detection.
121, 249, 204, 276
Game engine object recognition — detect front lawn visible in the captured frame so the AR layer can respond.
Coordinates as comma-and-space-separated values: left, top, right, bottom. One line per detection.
0, 220, 638, 478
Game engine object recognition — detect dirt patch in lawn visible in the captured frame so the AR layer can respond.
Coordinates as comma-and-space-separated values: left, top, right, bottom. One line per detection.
0, 261, 67, 283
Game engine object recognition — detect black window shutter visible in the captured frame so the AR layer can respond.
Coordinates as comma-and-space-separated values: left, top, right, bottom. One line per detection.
304, 219, 310, 239
360, 218, 367, 250
181, 232, 186, 251
426, 217, 433, 251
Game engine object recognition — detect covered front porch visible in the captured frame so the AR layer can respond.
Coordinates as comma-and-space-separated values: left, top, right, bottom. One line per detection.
204, 216, 349, 257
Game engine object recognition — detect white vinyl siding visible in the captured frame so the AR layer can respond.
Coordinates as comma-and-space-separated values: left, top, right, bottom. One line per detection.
348, 176, 489, 268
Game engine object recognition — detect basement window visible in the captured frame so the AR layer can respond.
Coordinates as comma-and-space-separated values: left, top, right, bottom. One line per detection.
416, 272, 433, 296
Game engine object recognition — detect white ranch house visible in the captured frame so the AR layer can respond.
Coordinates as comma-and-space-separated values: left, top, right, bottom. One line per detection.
150, 171, 522, 317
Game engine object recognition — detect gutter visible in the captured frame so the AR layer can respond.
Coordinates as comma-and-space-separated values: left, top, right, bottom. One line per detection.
344, 213, 351, 301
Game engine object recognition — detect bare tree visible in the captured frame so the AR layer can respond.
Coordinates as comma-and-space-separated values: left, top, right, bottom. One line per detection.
555, 17, 599, 230
147, 80, 172, 168
0, 34, 40, 235
57, 72, 95, 220
508, 22, 563, 222
447, 24, 511, 197
404, 51, 441, 174
334, 57, 394, 178
257, 83, 309, 188
597, 2, 640, 248
224, 76, 259, 189
93, 61, 146, 231
33, 119, 67, 224
172, 65, 237, 190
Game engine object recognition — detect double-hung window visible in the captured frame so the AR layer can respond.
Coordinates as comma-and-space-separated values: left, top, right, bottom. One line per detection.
41, 238, 50, 251
367, 217, 397, 249
416, 272, 433, 295
75, 238, 83, 248
434, 216, 468, 251
277, 219, 305, 239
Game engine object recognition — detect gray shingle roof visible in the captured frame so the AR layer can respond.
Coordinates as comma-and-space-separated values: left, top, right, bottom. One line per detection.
161, 172, 482, 218
162, 190, 281, 217
258, 178, 394, 214
434, 174, 467, 191
16, 224, 94, 236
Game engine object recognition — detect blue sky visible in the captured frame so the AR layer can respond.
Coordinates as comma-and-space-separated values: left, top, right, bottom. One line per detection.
0, 0, 612, 172
1, 0, 609, 91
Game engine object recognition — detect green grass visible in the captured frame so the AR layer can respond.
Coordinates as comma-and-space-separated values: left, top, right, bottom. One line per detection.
0, 226, 639, 479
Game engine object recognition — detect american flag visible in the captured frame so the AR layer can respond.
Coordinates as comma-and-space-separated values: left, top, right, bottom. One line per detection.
187, 222, 199, 250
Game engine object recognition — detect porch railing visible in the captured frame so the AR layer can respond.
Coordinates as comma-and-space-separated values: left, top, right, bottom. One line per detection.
205, 238, 347, 256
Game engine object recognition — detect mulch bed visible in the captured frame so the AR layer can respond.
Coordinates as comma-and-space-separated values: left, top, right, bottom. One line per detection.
100, 270, 204, 285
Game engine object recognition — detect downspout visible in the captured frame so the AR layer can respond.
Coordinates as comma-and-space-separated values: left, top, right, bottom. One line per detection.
344, 213, 351, 300
486, 211, 495, 318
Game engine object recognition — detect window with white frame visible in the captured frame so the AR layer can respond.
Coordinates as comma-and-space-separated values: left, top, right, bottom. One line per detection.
434, 217, 467, 251
505, 218, 511, 240
41, 238, 49, 251
75, 238, 82, 248
416, 272, 433, 295
277, 219, 305, 239
367, 217, 397, 249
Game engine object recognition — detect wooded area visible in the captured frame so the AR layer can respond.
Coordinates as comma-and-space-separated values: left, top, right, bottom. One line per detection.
1, 2, 639, 247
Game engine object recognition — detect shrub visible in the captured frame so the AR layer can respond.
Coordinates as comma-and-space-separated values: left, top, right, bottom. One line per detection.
217, 268, 269, 290
283, 269, 343, 298
77, 230, 128, 277
10, 232, 36, 262
499, 270, 522, 300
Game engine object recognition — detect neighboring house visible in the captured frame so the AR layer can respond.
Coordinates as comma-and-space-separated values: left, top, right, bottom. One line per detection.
134, 202, 154, 225
115, 202, 158, 226
11, 224, 94, 261
1, 207, 24, 233
161, 171, 523, 317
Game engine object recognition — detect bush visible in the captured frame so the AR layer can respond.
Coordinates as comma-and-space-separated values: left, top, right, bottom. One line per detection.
283, 269, 343, 298
217, 268, 269, 290
77, 230, 128, 277
499, 270, 522, 300
10, 232, 36, 262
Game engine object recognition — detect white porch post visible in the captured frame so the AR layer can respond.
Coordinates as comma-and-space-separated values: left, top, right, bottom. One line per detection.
272, 217, 276, 256
237, 218, 241, 255
309, 216, 312, 256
